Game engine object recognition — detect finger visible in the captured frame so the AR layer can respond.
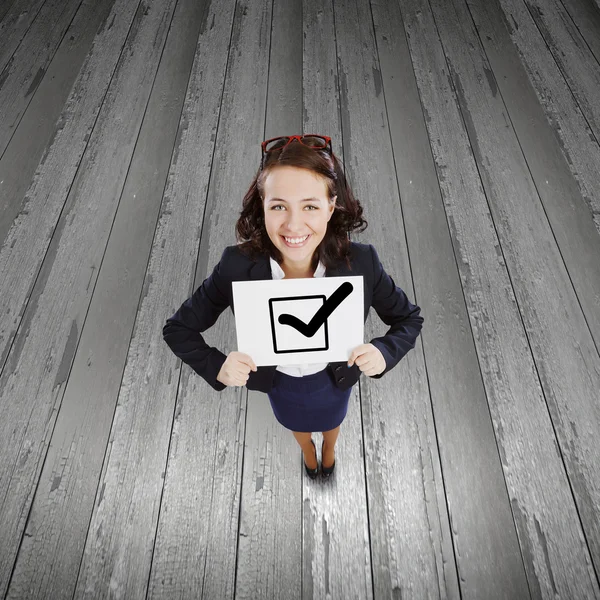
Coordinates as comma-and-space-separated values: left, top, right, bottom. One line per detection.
359, 358, 376, 371
238, 354, 256, 371
354, 354, 371, 367
348, 350, 364, 366
240, 356, 257, 372
348, 344, 369, 365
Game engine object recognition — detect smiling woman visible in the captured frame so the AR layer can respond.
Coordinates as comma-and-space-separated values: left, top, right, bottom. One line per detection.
235, 136, 368, 275
164, 135, 424, 480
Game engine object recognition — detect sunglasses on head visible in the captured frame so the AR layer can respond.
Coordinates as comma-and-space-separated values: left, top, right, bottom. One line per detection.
260, 134, 332, 169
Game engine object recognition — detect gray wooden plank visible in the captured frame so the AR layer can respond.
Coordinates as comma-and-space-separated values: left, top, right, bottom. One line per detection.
0, 0, 139, 371
372, 0, 531, 597
0, 0, 18, 23
0, 0, 116, 247
405, 0, 600, 596
326, 0, 456, 597
0, 0, 46, 74
470, 0, 600, 569
437, 0, 600, 583
0, 0, 85, 158
519, 0, 600, 142
558, 0, 600, 66
5, 2, 203, 599
70, 0, 240, 598
0, 0, 179, 595
489, 0, 600, 231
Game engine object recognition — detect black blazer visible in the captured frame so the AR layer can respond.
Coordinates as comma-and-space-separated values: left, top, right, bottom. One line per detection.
162, 241, 424, 393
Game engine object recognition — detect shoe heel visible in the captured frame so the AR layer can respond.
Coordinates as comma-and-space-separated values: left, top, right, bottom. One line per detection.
304, 439, 318, 479
321, 439, 335, 477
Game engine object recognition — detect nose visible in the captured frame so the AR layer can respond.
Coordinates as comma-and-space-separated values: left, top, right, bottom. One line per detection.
284, 209, 306, 232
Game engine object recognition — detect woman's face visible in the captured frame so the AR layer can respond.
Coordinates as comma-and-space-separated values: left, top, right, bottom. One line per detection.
262, 166, 336, 270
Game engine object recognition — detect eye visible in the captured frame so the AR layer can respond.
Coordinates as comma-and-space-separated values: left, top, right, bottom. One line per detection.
270, 205, 318, 210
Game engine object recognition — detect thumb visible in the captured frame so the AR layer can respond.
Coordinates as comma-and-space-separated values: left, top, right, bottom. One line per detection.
348, 344, 368, 366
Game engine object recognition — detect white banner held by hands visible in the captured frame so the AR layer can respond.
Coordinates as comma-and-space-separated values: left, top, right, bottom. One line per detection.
232, 276, 364, 366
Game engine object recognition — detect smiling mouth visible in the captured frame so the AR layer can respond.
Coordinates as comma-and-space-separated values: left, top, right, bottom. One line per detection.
281, 234, 311, 247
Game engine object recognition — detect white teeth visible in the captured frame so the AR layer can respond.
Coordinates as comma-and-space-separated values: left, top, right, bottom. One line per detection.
284, 235, 309, 244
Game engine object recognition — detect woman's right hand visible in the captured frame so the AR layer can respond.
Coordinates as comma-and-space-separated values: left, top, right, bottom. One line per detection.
216, 351, 258, 387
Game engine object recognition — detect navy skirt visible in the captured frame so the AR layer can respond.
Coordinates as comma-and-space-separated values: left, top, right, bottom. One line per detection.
267, 367, 353, 432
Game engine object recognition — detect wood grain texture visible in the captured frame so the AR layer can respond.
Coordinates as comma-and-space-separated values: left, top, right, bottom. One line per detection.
518, 0, 600, 145
404, 0, 600, 596
5, 0, 203, 599
468, 0, 600, 573
70, 0, 242, 596
0, 0, 177, 595
0, 0, 19, 24
492, 0, 600, 236
0, 0, 83, 157
0, 0, 116, 247
0, 0, 141, 369
555, 0, 600, 67
0, 0, 46, 74
373, 0, 532, 597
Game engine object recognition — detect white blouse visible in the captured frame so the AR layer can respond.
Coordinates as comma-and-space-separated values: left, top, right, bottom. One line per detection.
269, 256, 329, 377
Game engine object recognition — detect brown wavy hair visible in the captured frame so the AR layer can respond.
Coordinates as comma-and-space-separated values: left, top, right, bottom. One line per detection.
235, 137, 368, 271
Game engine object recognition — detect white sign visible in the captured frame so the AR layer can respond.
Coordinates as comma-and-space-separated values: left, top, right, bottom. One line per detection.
232, 276, 364, 366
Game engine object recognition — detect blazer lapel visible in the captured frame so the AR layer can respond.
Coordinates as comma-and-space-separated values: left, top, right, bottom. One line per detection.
248, 255, 272, 281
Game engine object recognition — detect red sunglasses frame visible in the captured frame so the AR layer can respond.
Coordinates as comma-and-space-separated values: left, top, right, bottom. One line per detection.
260, 134, 332, 169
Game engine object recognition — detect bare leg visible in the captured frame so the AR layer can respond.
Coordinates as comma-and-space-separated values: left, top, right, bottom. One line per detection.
292, 430, 317, 470
321, 425, 341, 468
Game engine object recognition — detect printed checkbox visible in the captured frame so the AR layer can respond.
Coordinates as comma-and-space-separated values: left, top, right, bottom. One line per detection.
269, 295, 329, 354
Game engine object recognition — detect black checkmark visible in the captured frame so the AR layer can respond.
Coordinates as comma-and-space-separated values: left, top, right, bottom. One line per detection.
278, 282, 354, 338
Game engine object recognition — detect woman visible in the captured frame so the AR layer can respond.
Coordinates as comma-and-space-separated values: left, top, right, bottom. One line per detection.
162, 135, 424, 480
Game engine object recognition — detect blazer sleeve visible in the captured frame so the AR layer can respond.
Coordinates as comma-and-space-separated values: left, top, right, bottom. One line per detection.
162, 247, 231, 391
367, 244, 424, 379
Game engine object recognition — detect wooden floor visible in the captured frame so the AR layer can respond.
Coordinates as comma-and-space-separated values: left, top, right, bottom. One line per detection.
1, 0, 600, 597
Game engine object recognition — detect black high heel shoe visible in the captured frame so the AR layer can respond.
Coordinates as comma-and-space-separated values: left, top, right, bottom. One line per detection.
304, 439, 318, 479
321, 439, 335, 477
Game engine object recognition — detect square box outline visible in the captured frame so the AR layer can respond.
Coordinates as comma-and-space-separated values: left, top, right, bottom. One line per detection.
269, 294, 329, 354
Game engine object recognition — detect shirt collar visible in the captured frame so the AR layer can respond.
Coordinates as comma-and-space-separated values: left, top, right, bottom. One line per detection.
269, 256, 326, 280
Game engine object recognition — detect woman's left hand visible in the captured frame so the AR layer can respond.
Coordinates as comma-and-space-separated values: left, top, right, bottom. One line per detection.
347, 343, 386, 376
